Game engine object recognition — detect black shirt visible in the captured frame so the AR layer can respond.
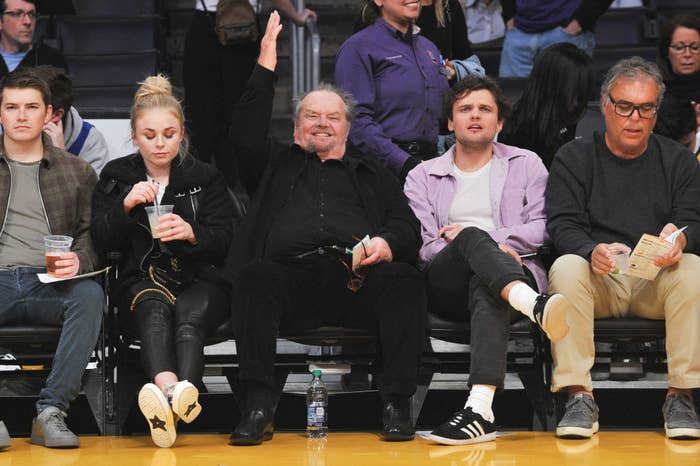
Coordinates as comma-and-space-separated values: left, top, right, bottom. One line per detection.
546, 132, 700, 259
264, 154, 372, 259
417, 0, 471, 60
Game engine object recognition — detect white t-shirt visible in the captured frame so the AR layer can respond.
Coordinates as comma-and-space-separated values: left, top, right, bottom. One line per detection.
448, 160, 495, 231
195, 0, 258, 11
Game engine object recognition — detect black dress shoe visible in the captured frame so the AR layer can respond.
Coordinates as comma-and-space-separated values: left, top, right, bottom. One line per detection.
381, 399, 415, 441
229, 408, 274, 446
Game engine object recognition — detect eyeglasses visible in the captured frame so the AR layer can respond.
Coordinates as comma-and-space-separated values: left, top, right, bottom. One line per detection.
669, 42, 700, 54
607, 94, 658, 119
3, 10, 37, 20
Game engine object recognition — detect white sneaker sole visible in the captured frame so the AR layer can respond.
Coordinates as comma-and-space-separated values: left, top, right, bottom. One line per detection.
665, 423, 700, 439
170, 380, 201, 424
556, 421, 599, 439
427, 431, 497, 445
138, 383, 176, 448
542, 294, 570, 342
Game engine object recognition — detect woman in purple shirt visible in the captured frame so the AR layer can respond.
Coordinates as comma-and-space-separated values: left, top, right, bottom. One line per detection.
336, 0, 449, 181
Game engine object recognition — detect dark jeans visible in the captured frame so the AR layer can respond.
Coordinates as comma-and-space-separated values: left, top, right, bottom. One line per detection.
183, 10, 258, 187
0, 267, 104, 413
232, 258, 427, 401
426, 227, 530, 388
122, 280, 230, 387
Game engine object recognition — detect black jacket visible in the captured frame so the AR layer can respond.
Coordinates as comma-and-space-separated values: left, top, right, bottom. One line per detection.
226, 65, 421, 278
0, 43, 67, 80
92, 153, 234, 291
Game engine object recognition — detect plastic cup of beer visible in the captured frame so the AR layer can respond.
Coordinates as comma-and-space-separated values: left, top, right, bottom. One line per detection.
144, 205, 174, 239
44, 235, 73, 277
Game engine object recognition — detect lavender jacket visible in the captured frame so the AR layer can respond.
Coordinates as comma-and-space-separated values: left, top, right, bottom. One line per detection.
404, 142, 549, 292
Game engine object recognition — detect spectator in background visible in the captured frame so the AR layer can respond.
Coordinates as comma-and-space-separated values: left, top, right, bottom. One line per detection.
0, 0, 66, 80
500, 42, 594, 169
32, 65, 109, 173
337, 0, 449, 181
657, 14, 700, 137
654, 93, 698, 156
355, 0, 472, 62
92, 75, 234, 448
499, 0, 612, 77
183, 0, 316, 188
462, 0, 505, 46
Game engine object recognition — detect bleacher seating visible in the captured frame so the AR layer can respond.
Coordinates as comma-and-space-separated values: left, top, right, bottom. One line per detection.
57, 16, 158, 55
595, 8, 657, 47
71, 0, 157, 16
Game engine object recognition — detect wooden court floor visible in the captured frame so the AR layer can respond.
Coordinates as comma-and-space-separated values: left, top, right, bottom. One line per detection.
1, 431, 700, 466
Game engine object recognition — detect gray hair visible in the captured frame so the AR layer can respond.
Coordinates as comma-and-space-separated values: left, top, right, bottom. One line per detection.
293, 82, 357, 124
600, 56, 666, 110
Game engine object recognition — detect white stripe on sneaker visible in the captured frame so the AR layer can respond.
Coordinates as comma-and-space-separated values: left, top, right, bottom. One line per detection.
460, 426, 476, 438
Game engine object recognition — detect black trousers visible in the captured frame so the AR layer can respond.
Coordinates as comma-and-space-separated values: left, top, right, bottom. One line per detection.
122, 280, 230, 386
232, 258, 427, 400
183, 10, 259, 186
426, 227, 531, 388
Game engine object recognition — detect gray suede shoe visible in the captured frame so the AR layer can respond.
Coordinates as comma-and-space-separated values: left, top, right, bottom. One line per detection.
663, 393, 700, 439
30, 407, 80, 448
556, 393, 599, 439
0, 421, 10, 450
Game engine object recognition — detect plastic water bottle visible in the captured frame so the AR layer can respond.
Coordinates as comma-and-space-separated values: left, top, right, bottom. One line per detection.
306, 369, 328, 438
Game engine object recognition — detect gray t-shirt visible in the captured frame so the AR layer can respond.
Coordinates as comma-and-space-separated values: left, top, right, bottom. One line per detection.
0, 159, 50, 268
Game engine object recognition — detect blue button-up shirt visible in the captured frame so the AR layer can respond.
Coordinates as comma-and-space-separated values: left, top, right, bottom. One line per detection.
335, 19, 449, 175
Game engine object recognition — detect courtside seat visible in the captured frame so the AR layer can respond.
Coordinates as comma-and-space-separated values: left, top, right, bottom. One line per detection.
0, 278, 112, 435
426, 311, 551, 430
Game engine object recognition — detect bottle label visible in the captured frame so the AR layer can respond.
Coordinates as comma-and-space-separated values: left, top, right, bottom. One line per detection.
307, 401, 327, 427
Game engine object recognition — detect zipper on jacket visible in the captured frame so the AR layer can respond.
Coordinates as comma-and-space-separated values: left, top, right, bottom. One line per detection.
138, 221, 156, 273
36, 164, 52, 232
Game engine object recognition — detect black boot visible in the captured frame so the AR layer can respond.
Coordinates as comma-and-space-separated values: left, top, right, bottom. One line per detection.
229, 385, 274, 446
229, 407, 274, 446
381, 397, 415, 441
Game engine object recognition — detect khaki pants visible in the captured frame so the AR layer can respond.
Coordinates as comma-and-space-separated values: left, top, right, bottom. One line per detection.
549, 254, 700, 392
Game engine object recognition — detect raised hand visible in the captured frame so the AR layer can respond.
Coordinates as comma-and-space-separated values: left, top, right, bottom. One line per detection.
258, 11, 284, 72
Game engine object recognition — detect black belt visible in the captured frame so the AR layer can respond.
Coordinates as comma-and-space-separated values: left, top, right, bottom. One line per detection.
394, 140, 438, 160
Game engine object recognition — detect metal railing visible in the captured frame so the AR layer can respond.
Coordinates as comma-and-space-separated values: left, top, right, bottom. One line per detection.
290, 0, 320, 99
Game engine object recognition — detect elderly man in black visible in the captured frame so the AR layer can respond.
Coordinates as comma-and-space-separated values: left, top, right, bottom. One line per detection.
226, 13, 426, 446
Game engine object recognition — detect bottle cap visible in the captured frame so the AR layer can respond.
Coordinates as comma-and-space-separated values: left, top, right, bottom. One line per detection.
311, 369, 322, 377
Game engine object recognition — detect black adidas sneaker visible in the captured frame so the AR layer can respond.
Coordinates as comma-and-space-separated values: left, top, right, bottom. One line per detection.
427, 407, 497, 445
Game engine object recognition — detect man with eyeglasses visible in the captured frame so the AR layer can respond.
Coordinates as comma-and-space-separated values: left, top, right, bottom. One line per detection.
0, 0, 66, 81
545, 56, 700, 440
226, 13, 426, 445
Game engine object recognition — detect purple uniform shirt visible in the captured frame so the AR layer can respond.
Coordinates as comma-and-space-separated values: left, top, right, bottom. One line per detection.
335, 18, 449, 175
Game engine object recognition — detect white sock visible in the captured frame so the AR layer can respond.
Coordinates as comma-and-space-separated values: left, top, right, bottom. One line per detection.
464, 384, 496, 423
507, 282, 539, 322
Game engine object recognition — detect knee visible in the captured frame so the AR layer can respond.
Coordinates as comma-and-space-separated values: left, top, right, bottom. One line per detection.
453, 226, 489, 246
549, 254, 591, 292
66, 280, 104, 319
665, 254, 700, 298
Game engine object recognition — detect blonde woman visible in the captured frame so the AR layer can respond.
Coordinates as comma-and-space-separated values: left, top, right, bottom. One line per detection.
91, 75, 234, 447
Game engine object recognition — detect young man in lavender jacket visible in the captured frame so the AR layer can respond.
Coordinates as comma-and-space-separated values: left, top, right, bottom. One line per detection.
404, 75, 570, 445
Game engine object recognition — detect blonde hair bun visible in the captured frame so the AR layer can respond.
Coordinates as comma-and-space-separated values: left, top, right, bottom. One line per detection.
134, 74, 173, 103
